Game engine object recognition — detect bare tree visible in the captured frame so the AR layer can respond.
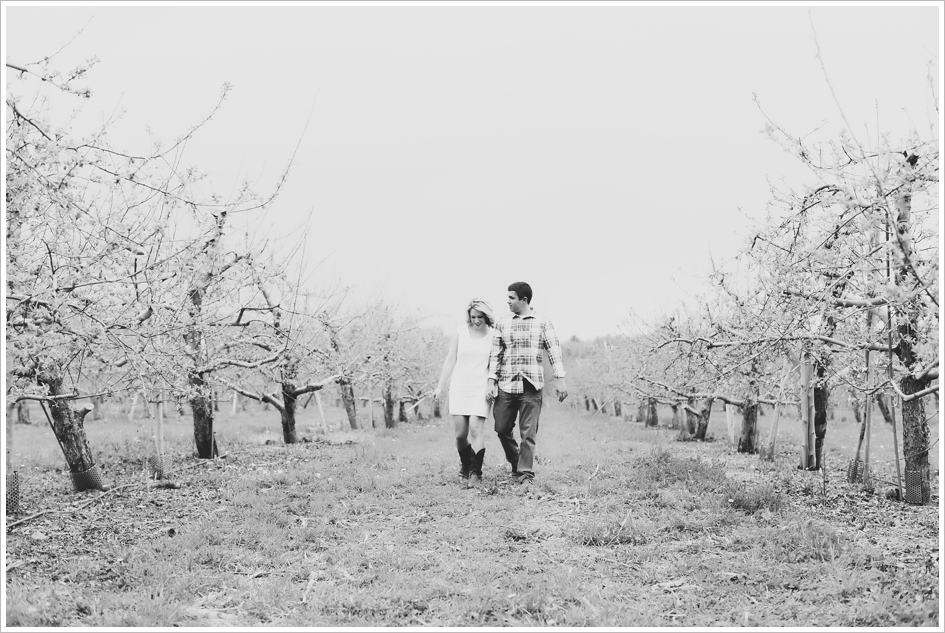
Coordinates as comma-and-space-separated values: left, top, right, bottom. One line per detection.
6, 52, 312, 469
216, 266, 343, 443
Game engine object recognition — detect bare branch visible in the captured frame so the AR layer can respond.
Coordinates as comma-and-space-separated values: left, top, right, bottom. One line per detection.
289, 375, 341, 398
889, 380, 939, 403
196, 349, 284, 374
15, 390, 111, 404
214, 377, 283, 413
914, 362, 939, 382
783, 288, 919, 308
7, 100, 53, 141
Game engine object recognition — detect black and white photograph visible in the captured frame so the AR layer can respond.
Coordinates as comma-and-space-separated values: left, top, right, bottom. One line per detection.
2, 0, 940, 628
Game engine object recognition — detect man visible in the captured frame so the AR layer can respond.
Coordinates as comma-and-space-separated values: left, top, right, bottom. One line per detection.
487, 281, 568, 484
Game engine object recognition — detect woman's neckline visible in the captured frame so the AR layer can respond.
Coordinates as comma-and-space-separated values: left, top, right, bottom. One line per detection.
467, 324, 490, 340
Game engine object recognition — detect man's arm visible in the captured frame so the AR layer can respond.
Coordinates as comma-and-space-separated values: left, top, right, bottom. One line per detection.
487, 322, 503, 400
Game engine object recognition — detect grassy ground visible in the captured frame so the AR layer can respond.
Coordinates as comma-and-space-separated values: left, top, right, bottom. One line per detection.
3, 400, 940, 627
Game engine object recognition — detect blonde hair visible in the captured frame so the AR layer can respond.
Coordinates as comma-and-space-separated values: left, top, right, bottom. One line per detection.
465, 298, 495, 327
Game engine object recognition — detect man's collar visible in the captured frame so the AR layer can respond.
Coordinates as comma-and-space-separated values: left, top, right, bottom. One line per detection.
512, 310, 537, 320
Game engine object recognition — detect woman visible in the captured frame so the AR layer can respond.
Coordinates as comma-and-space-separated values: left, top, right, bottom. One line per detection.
433, 298, 495, 486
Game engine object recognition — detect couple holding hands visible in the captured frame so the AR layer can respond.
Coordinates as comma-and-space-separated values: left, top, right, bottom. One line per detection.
433, 281, 568, 487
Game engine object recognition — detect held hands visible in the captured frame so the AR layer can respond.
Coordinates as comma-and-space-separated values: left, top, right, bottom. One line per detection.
486, 380, 498, 404
483, 380, 565, 402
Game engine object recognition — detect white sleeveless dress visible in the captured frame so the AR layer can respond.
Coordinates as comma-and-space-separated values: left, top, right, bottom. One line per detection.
449, 323, 493, 418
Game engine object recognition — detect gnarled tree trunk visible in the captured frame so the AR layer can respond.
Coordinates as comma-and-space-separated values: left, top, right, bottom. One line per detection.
693, 397, 715, 441
737, 400, 758, 454
190, 374, 216, 459
670, 404, 683, 432
280, 382, 299, 444
889, 161, 932, 503
900, 375, 931, 504
684, 398, 697, 435
185, 255, 221, 460
38, 372, 99, 482
644, 398, 658, 428
679, 399, 697, 441
338, 379, 359, 430
383, 379, 396, 428
811, 360, 829, 470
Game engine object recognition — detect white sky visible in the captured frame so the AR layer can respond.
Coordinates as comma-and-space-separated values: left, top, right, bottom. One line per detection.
3, 2, 940, 340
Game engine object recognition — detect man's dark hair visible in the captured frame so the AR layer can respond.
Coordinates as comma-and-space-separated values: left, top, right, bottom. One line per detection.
508, 281, 533, 304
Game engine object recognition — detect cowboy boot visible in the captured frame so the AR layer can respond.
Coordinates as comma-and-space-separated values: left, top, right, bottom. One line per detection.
470, 449, 485, 485
457, 442, 474, 481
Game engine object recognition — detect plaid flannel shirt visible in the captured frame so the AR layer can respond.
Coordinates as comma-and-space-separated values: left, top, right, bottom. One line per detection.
488, 311, 566, 393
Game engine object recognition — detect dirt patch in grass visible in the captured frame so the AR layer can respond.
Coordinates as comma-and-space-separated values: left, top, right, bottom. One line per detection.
4, 407, 940, 626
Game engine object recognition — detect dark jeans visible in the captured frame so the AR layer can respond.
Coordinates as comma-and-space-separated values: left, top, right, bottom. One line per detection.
493, 381, 543, 475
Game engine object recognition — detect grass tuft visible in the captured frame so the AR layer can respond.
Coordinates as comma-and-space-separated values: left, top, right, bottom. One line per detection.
634, 445, 727, 493
722, 481, 785, 514
765, 519, 847, 562
576, 512, 655, 547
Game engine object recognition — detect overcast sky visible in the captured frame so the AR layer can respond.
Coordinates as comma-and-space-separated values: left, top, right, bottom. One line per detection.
3, 2, 940, 340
